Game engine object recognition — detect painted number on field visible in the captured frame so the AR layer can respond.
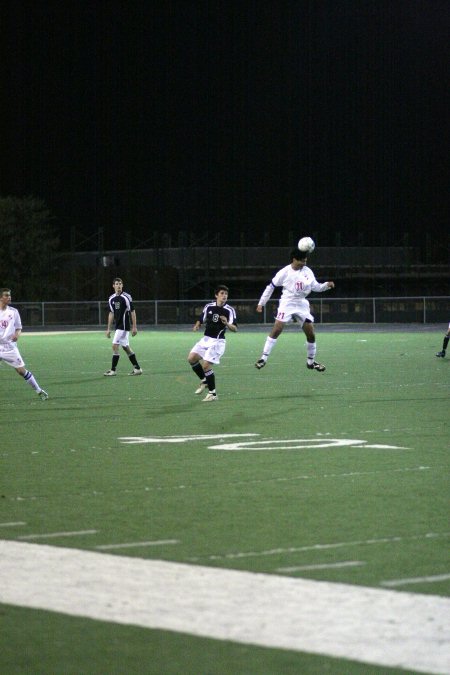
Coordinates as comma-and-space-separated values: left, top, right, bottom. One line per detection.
118, 434, 409, 451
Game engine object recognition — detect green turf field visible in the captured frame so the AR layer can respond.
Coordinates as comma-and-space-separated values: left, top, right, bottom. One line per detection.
0, 328, 449, 674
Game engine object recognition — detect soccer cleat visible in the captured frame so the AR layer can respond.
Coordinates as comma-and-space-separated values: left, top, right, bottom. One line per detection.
104, 370, 117, 376
129, 367, 143, 375
436, 351, 446, 358
38, 389, 48, 401
195, 381, 208, 394
255, 358, 266, 369
307, 361, 326, 372
202, 392, 218, 402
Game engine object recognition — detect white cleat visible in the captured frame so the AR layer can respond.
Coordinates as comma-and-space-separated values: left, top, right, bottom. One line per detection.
38, 389, 48, 401
129, 368, 143, 375
103, 370, 117, 376
195, 381, 208, 394
202, 392, 218, 402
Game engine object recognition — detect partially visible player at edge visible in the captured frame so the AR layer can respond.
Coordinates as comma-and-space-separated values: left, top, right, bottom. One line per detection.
255, 248, 334, 371
188, 284, 237, 401
436, 322, 450, 358
104, 278, 143, 376
0, 288, 48, 399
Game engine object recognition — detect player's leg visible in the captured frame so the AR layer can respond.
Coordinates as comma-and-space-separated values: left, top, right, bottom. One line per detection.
201, 341, 225, 401
201, 359, 217, 401
436, 328, 449, 357
104, 335, 120, 375
188, 343, 208, 393
123, 345, 142, 374
255, 319, 285, 369
15, 363, 48, 400
105, 331, 126, 375
302, 320, 326, 372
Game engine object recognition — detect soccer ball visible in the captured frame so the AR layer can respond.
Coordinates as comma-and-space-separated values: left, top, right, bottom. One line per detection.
298, 236, 315, 253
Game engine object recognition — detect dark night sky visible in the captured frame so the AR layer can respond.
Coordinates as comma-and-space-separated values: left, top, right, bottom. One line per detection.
2, 0, 449, 250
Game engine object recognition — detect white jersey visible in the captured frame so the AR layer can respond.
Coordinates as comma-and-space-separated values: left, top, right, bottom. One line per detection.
258, 264, 330, 306
0, 306, 22, 345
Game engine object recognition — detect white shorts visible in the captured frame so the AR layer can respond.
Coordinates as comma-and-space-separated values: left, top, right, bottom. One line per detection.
190, 336, 226, 365
0, 343, 25, 368
112, 330, 130, 347
275, 298, 314, 326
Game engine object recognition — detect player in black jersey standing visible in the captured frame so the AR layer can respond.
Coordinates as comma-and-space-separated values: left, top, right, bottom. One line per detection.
104, 278, 143, 376
188, 285, 237, 401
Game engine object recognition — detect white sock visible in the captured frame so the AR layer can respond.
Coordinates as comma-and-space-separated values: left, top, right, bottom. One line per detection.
307, 342, 317, 364
23, 370, 40, 392
262, 336, 277, 359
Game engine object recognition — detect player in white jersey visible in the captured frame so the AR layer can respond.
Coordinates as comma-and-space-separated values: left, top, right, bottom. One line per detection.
255, 249, 334, 372
0, 288, 48, 400
435, 322, 450, 358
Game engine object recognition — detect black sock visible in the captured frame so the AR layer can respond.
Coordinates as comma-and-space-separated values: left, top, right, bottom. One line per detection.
129, 353, 140, 368
204, 368, 215, 392
112, 354, 120, 370
191, 361, 205, 380
443, 336, 449, 351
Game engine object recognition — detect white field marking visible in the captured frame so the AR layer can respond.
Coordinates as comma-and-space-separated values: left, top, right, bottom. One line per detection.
25, 331, 94, 336
96, 539, 179, 550
119, 433, 259, 444
117, 435, 409, 451
0, 541, 448, 675
4, 466, 432, 503
188, 532, 450, 562
207, 438, 409, 451
0, 521, 26, 527
277, 561, 366, 573
381, 573, 450, 588
17, 529, 98, 540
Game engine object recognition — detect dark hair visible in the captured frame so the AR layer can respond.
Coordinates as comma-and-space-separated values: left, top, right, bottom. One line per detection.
0, 288, 11, 295
113, 277, 123, 283
215, 284, 229, 294
290, 248, 307, 261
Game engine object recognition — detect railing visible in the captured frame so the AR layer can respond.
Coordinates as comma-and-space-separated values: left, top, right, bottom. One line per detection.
14, 297, 450, 328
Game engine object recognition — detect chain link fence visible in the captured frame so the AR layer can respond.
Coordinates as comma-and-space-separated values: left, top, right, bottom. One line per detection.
13, 296, 450, 328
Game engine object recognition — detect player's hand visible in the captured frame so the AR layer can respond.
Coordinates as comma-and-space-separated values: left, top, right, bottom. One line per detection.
327, 282, 335, 289
220, 316, 227, 325
106, 330, 111, 338
131, 329, 137, 336
256, 305, 263, 313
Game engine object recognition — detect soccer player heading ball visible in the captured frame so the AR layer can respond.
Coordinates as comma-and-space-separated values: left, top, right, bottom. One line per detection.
255, 246, 334, 372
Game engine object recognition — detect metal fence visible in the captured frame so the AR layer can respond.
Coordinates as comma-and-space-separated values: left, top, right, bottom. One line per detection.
14, 297, 450, 327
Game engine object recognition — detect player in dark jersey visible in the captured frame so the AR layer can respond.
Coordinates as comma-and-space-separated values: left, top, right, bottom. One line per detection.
104, 278, 142, 376
436, 322, 450, 357
187, 285, 237, 401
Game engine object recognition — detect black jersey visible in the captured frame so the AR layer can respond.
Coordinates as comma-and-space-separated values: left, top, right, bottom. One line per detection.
108, 292, 134, 330
199, 302, 237, 339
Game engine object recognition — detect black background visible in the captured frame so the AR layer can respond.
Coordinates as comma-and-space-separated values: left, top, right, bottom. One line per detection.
2, 1, 449, 250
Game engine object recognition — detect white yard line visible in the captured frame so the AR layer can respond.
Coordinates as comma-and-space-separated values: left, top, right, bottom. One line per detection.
381, 573, 450, 587
0, 541, 449, 674
277, 561, 365, 573
96, 539, 179, 550
0, 522, 26, 527
189, 531, 450, 561
17, 530, 98, 539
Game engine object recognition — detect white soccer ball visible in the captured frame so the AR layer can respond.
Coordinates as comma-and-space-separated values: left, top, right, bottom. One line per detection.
298, 236, 315, 253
